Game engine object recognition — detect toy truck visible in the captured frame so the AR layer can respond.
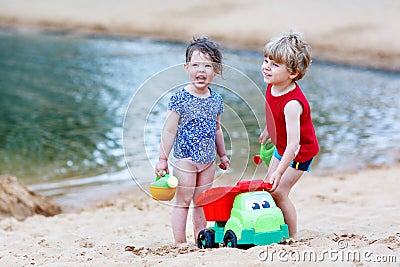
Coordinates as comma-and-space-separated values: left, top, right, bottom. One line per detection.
196, 180, 289, 248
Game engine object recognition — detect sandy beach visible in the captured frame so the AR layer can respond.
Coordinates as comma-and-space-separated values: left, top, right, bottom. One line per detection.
0, 0, 399, 266
1, 167, 399, 266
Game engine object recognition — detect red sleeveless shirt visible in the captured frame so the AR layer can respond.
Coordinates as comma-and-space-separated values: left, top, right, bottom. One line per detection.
265, 83, 319, 162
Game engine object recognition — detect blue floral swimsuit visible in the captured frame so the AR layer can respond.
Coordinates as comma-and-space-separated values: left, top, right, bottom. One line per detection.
168, 87, 224, 164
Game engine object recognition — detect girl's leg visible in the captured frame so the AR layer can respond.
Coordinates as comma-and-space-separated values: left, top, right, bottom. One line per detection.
191, 162, 216, 240
171, 159, 197, 245
267, 156, 303, 236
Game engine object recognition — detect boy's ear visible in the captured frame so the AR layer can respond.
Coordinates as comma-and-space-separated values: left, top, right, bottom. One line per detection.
289, 69, 300, 80
184, 63, 189, 72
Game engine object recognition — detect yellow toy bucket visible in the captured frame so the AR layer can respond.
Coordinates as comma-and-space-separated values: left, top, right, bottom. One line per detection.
149, 174, 178, 201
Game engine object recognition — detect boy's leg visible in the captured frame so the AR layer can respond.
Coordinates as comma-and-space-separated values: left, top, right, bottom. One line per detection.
191, 162, 216, 240
171, 159, 197, 245
267, 156, 303, 236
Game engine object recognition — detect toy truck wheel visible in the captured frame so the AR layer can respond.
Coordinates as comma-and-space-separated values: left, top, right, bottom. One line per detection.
223, 230, 238, 248
197, 229, 217, 248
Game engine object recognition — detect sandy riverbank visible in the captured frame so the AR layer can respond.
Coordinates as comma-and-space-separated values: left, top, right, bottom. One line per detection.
0, 0, 400, 72
1, 166, 399, 265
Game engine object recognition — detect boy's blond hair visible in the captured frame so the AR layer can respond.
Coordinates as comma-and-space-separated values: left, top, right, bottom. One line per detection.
264, 31, 311, 81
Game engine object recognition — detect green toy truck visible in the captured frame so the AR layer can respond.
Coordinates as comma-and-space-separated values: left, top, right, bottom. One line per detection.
196, 180, 289, 248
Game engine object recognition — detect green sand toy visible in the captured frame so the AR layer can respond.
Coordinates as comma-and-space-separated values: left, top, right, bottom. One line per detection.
253, 140, 275, 167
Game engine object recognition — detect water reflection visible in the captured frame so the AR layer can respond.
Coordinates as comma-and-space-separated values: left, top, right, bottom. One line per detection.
0, 28, 127, 183
304, 64, 400, 171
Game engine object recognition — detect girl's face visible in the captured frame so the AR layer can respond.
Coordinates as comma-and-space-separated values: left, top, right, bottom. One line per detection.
185, 50, 216, 91
261, 57, 297, 86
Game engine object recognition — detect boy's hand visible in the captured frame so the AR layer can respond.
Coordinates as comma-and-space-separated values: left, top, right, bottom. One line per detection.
268, 171, 282, 192
259, 129, 270, 145
218, 155, 230, 170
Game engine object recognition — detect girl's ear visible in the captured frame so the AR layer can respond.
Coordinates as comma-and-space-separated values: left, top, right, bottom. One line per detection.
184, 62, 189, 73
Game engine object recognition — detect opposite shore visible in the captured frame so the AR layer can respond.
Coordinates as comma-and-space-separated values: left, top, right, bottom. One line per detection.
1, 0, 400, 72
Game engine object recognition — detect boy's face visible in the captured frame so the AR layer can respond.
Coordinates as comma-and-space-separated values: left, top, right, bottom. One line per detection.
261, 57, 298, 85
184, 50, 216, 90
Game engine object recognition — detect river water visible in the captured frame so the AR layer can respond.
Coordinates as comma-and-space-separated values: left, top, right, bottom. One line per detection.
1, 27, 399, 208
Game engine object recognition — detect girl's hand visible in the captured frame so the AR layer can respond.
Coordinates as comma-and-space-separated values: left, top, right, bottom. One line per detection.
155, 159, 169, 177
218, 155, 230, 170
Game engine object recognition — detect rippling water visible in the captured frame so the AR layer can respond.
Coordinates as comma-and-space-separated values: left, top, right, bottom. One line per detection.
1, 27, 399, 205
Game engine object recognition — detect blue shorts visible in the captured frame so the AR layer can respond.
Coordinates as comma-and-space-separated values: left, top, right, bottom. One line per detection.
273, 148, 314, 172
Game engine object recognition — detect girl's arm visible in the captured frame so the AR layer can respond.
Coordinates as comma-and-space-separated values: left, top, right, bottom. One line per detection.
215, 115, 230, 170
269, 100, 302, 191
155, 110, 179, 177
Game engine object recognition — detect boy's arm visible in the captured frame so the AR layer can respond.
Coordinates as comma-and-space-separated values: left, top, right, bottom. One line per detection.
215, 115, 230, 170
269, 100, 302, 190
155, 110, 179, 177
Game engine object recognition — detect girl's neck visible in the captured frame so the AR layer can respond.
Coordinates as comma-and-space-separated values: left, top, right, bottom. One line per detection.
271, 81, 296, 96
185, 84, 211, 98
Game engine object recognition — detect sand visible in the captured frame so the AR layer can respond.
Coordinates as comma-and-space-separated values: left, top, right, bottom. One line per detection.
0, 0, 399, 266
1, 167, 399, 266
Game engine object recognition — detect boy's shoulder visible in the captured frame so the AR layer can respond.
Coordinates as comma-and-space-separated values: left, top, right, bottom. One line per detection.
293, 83, 308, 98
